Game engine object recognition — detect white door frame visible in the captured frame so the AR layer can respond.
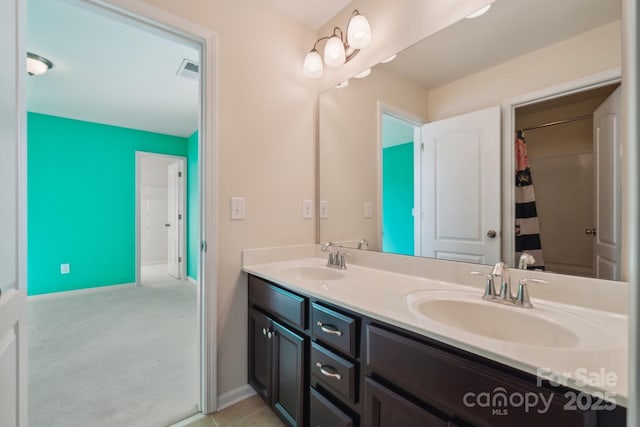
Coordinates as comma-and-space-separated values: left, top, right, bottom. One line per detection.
18, 0, 218, 414
501, 68, 622, 269
377, 102, 424, 255
135, 152, 187, 284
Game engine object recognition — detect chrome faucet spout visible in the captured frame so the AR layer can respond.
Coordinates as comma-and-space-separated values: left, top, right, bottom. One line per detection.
491, 261, 513, 301
518, 253, 536, 270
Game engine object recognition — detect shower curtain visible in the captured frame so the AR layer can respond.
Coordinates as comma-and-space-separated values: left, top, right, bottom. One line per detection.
515, 130, 545, 270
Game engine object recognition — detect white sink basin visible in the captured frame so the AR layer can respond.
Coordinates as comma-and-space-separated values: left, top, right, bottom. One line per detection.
279, 265, 344, 281
405, 290, 608, 349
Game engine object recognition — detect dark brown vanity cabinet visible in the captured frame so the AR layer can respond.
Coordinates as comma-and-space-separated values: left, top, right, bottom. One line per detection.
248, 277, 307, 427
247, 274, 626, 427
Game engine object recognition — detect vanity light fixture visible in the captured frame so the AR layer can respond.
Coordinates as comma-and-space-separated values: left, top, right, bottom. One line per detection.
380, 54, 397, 64
465, 4, 492, 19
26, 52, 54, 76
353, 68, 371, 79
303, 10, 372, 78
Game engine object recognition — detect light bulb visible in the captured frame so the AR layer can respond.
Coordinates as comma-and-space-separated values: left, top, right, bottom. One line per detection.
303, 50, 323, 78
324, 36, 346, 67
347, 13, 371, 49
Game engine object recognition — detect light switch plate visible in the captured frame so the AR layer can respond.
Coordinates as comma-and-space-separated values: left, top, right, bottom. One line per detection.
320, 200, 329, 219
364, 201, 373, 218
61, 263, 70, 274
302, 199, 313, 219
231, 197, 245, 220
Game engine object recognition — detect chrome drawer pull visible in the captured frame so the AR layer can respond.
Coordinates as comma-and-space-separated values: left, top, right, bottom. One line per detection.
316, 321, 343, 336
315, 362, 342, 380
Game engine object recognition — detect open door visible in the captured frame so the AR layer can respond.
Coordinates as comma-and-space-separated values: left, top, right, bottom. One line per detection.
421, 106, 501, 264
167, 161, 184, 279
592, 87, 622, 280
0, 0, 27, 425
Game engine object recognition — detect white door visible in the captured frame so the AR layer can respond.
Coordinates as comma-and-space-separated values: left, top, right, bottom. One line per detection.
592, 87, 621, 280
167, 161, 183, 278
0, 0, 28, 425
421, 106, 501, 264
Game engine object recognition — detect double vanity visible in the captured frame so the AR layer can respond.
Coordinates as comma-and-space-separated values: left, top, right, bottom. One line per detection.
243, 247, 627, 427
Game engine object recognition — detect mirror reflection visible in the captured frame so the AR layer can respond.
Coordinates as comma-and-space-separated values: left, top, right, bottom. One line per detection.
318, 0, 624, 280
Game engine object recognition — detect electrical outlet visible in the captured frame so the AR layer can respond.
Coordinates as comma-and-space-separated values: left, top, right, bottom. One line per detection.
320, 200, 329, 219
61, 263, 70, 275
231, 197, 245, 220
302, 199, 313, 219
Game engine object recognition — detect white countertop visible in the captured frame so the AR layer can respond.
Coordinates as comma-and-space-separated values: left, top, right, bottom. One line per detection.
243, 257, 628, 407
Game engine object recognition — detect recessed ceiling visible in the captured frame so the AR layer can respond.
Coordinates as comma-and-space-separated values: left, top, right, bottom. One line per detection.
262, 0, 351, 30
27, 0, 200, 137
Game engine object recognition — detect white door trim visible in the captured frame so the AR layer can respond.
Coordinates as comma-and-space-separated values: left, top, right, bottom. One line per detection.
377, 102, 424, 255
501, 67, 622, 268
18, 0, 219, 414
135, 152, 187, 284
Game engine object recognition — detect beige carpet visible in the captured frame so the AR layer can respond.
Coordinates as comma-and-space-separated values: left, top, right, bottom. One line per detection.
28, 272, 199, 427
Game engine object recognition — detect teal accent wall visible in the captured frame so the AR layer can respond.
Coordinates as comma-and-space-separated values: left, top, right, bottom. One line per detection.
382, 142, 414, 256
27, 112, 188, 295
187, 131, 199, 280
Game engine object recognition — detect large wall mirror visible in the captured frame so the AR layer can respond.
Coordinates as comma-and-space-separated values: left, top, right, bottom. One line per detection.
318, 0, 624, 280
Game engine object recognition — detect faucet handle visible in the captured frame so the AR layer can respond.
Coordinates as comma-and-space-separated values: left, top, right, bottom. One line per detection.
470, 271, 496, 300
515, 278, 550, 308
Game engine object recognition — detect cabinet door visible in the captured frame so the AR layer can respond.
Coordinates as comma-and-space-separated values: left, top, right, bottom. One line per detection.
248, 308, 273, 404
364, 378, 449, 427
272, 321, 306, 427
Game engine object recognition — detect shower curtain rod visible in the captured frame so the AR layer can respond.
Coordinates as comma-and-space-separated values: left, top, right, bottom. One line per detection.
521, 114, 592, 132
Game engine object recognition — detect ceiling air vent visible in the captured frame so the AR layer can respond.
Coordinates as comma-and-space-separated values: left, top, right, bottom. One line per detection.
177, 58, 199, 81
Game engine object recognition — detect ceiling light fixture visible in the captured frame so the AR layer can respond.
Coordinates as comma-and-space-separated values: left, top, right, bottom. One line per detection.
465, 4, 492, 19
354, 68, 371, 79
303, 10, 372, 79
380, 54, 397, 64
27, 52, 54, 76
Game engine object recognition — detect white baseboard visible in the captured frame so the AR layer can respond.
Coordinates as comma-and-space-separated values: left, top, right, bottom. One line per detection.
216, 384, 257, 411
141, 260, 168, 266
187, 276, 199, 287
28, 282, 136, 300
168, 413, 207, 427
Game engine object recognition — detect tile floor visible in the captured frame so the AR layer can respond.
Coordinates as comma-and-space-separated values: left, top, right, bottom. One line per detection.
180, 395, 285, 427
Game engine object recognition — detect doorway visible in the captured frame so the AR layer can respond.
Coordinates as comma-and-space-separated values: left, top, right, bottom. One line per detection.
24, 0, 216, 424
513, 83, 621, 278
137, 153, 187, 285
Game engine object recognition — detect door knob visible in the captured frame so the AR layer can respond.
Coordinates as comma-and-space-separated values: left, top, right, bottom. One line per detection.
585, 228, 597, 236
486, 230, 497, 238
165, 223, 171, 227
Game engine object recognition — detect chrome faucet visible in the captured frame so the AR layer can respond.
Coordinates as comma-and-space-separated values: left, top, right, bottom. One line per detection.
357, 239, 369, 250
470, 261, 550, 308
322, 242, 348, 269
518, 253, 536, 270
492, 261, 512, 301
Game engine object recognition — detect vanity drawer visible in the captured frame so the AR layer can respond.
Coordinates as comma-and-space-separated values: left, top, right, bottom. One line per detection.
248, 275, 307, 330
311, 302, 357, 357
310, 387, 354, 427
311, 342, 357, 403
366, 324, 596, 427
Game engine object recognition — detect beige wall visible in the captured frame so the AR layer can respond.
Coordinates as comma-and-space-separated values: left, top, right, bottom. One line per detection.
427, 21, 622, 120
139, 0, 317, 397
319, 67, 429, 249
